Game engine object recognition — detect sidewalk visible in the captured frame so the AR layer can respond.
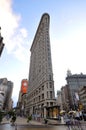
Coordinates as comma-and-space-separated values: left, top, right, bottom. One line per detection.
2, 116, 44, 126
15, 116, 44, 126
45, 118, 86, 125
1, 116, 86, 126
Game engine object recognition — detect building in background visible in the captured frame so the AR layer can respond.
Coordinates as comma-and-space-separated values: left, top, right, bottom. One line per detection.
0, 85, 5, 110
79, 86, 86, 110
21, 79, 28, 95
0, 78, 13, 111
8, 98, 13, 110
26, 13, 56, 118
56, 91, 62, 110
0, 27, 5, 57
66, 71, 86, 110
61, 85, 70, 111
17, 79, 28, 116
17, 90, 22, 115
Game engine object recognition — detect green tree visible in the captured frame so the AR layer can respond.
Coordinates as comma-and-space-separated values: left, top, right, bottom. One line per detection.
27, 115, 32, 122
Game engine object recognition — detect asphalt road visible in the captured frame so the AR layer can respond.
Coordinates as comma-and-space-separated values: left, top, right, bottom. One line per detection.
0, 123, 86, 130
0, 124, 68, 130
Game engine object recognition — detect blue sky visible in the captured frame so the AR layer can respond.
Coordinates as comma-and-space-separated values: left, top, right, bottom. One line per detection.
0, 0, 86, 106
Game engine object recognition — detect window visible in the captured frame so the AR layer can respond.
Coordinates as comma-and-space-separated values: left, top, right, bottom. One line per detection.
39, 88, 41, 93
49, 82, 52, 88
50, 102, 53, 106
49, 75, 52, 80
47, 102, 49, 107
47, 91, 48, 98
42, 85, 44, 90
36, 90, 38, 94
34, 98, 35, 103
39, 96, 40, 101
42, 94, 44, 99
46, 83, 48, 88
50, 91, 52, 99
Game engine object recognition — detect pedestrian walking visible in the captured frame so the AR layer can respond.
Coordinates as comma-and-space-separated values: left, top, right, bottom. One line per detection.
63, 114, 72, 130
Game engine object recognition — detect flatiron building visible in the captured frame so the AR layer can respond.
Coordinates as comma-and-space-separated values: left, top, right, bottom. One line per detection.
26, 13, 56, 118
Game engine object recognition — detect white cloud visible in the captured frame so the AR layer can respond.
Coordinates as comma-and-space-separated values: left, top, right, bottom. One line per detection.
0, 0, 29, 62
0, 0, 30, 106
20, 28, 28, 38
0, 0, 20, 37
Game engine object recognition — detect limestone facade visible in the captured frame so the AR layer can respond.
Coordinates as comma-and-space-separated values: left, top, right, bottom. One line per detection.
26, 13, 56, 117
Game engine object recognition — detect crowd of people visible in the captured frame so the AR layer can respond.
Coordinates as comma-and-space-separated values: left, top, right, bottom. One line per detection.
60, 109, 86, 122
60, 109, 86, 130
60, 110, 86, 125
